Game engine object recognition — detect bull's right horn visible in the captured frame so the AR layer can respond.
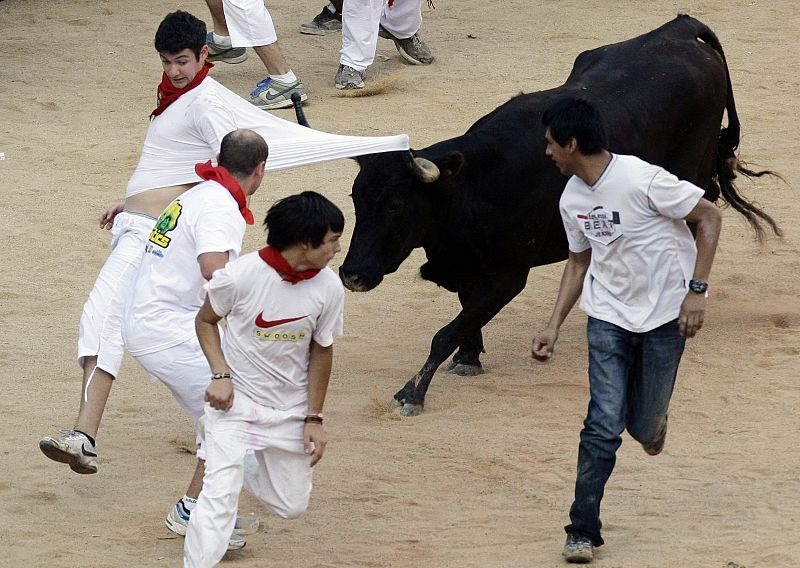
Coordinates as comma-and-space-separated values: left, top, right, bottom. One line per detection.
402, 150, 441, 183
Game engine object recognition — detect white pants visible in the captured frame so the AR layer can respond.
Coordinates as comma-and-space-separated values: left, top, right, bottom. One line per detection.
134, 335, 213, 460
78, 211, 154, 377
340, 0, 423, 70
183, 393, 312, 568
222, 0, 278, 47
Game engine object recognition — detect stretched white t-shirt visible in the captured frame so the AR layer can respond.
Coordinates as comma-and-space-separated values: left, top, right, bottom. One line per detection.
206, 253, 345, 411
123, 180, 246, 355
126, 79, 236, 197
559, 154, 704, 333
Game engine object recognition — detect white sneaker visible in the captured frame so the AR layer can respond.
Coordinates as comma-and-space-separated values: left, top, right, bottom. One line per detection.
39, 429, 98, 474
165, 499, 254, 550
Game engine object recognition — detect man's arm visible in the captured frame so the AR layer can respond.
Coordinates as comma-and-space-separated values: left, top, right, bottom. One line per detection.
195, 296, 234, 411
305, 340, 333, 467
679, 198, 722, 338
531, 249, 592, 361
198, 251, 230, 281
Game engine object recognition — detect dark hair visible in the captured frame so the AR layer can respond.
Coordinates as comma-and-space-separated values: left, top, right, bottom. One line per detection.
541, 97, 608, 155
265, 192, 345, 250
154, 11, 206, 59
218, 129, 269, 177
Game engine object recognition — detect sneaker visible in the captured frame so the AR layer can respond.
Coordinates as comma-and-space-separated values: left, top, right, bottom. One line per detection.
165, 500, 256, 548
39, 429, 98, 474
378, 26, 434, 65
300, 5, 342, 36
642, 415, 668, 456
206, 32, 248, 64
334, 64, 365, 90
249, 77, 308, 110
563, 533, 594, 563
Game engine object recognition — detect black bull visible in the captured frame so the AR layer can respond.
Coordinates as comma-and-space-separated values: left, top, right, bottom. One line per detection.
339, 16, 780, 417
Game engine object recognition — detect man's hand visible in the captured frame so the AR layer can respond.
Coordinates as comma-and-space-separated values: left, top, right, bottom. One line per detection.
304, 423, 328, 467
99, 202, 125, 230
679, 292, 706, 338
532, 327, 559, 362
205, 378, 234, 411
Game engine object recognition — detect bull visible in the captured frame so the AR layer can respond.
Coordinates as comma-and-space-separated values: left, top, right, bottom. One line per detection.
339, 15, 781, 416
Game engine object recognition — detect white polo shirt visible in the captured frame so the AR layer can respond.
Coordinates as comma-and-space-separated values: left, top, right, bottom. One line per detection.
206, 253, 345, 411
560, 154, 705, 333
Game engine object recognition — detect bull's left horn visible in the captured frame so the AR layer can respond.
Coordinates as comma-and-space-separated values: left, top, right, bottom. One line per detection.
412, 156, 440, 183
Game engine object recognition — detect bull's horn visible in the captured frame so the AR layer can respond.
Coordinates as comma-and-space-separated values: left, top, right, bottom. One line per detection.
402, 150, 440, 183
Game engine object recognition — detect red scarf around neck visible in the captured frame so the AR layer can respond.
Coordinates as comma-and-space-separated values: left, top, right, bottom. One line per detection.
258, 246, 320, 284
195, 161, 255, 225
151, 60, 213, 117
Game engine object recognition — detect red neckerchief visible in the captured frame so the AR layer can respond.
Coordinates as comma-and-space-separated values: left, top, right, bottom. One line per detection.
151, 60, 213, 117
195, 161, 255, 225
258, 246, 320, 284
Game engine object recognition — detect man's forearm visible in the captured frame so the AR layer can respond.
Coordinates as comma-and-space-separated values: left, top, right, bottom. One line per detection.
307, 342, 333, 414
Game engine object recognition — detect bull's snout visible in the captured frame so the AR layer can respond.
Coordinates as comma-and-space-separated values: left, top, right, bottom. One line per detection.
339, 267, 381, 292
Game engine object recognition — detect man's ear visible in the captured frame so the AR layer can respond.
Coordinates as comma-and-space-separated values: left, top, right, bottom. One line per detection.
566, 138, 579, 154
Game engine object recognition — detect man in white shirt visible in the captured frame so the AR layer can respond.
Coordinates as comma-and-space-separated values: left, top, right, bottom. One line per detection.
124, 128, 268, 550
40, 10, 236, 476
531, 98, 722, 563
184, 192, 345, 567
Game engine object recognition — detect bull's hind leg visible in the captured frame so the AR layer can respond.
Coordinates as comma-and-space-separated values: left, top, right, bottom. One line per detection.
390, 270, 529, 416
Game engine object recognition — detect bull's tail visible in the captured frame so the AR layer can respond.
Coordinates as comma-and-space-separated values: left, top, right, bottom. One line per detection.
689, 16, 783, 240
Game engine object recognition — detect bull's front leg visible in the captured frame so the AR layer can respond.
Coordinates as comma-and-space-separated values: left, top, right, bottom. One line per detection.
442, 290, 486, 376
390, 270, 529, 416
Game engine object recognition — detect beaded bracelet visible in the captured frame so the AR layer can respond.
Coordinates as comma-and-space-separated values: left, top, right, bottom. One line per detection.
304, 415, 324, 424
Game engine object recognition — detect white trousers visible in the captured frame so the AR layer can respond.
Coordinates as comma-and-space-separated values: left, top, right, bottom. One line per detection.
222, 0, 278, 47
340, 0, 423, 71
184, 393, 312, 568
77, 211, 154, 377
134, 335, 212, 460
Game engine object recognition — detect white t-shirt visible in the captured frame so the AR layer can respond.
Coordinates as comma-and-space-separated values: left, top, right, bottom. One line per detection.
126, 78, 236, 197
206, 253, 345, 411
560, 154, 705, 333
123, 180, 246, 356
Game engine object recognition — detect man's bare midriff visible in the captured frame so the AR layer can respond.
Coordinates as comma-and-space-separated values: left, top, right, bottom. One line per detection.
124, 183, 196, 218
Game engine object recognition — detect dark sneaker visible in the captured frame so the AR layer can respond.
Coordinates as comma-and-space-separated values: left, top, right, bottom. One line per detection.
642, 415, 668, 456
378, 26, 434, 65
39, 429, 98, 474
250, 77, 308, 110
563, 533, 594, 563
205, 32, 248, 64
334, 64, 365, 90
300, 5, 342, 35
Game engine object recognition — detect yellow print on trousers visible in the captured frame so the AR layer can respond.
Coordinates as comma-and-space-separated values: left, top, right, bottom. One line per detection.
253, 329, 306, 342
149, 201, 183, 248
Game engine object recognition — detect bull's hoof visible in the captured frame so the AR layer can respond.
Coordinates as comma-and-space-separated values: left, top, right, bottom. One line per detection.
388, 397, 403, 410
443, 361, 483, 377
401, 403, 423, 417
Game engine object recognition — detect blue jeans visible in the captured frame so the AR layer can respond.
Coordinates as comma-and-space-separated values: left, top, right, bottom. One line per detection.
565, 317, 686, 546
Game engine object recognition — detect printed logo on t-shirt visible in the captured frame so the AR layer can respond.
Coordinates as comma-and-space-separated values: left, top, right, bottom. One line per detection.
149, 201, 183, 248
252, 312, 309, 342
577, 205, 622, 245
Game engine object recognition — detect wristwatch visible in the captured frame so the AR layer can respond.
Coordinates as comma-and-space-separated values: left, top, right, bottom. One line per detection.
688, 279, 709, 294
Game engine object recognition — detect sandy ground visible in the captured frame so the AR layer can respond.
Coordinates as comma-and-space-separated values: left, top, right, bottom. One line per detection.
2, 0, 799, 566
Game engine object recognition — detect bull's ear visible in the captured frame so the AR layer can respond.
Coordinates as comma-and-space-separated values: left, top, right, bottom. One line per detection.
435, 151, 465, 179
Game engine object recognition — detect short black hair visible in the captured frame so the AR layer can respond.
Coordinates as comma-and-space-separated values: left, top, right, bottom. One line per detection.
265, 192, 345, 250
218, 129, 269, 177
154, 11, 206, 59
542, 97, 608, 155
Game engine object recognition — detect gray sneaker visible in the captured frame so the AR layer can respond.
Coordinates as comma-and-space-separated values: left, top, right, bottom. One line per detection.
335, 64, 365, 90
378, 26, 434, 65
300, 5, 342, 35
250, 77, 308, 110
563, 533, 594, 563
205, 32, 248, 64
39, 429, 98, 474
164, 499, 252, 550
